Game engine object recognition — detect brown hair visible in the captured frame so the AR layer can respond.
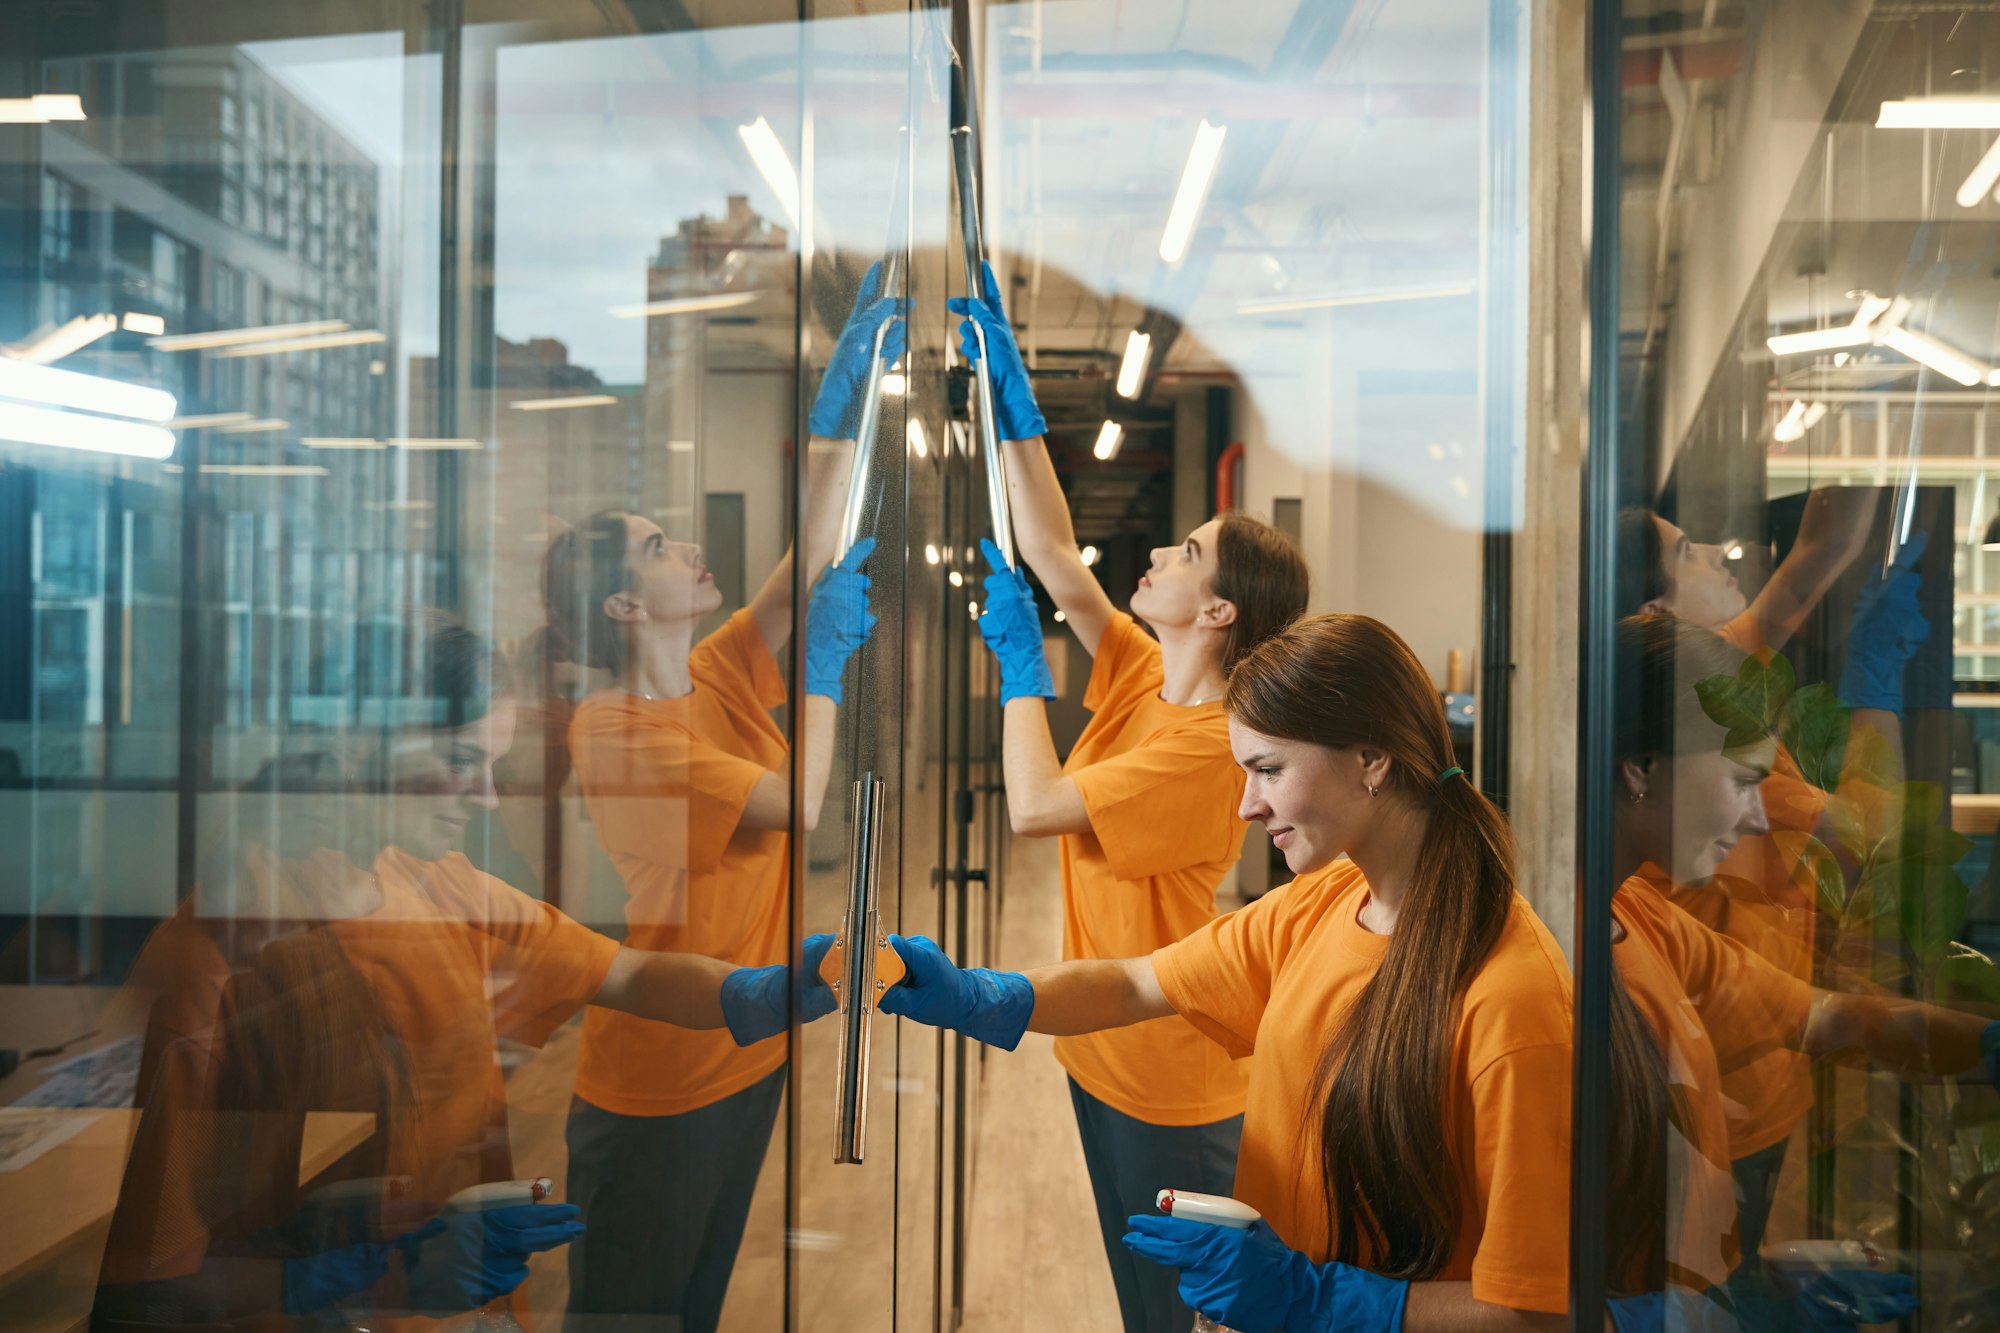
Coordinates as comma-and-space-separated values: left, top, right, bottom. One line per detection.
543, 510, 637, 671
1224, 613, 1512, 1279
1210, 512, 1311, 672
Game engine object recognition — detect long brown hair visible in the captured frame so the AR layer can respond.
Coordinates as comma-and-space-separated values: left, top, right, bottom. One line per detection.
1210, 512, 1311, 671
1224, 613, 1513, 1278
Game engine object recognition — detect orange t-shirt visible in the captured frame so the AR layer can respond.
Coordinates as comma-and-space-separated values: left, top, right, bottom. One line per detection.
100, 848, 618, 1326
569, 608, 793, 1116
1152, 860, 1575, 1314
1612, 873, 1815, 1290
1055, 612, 1251, 1125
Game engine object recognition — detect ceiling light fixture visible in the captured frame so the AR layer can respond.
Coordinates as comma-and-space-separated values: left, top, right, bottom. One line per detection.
0, 94, 86, 124
164, 412, 256, 430
0, 401, 175, 459
0, 357, 176, 422
215, 418, 289, 434
1159, 119, 1226, 265
150, 320, 349, 352
1237, 285, 1476, 316
209, 329, 386, 359
1765, 295, 1892, 356
1956, 136, 2000, 207
121, 312, 165, 336
1115, 331, 1152, 398
1879, 325, 1987, 386
199, 464, 330, 477
737, 116, 802, 231
8, 312, 118, 364
1093, 420, 1125, 461
608, 292, 763, 320
1877, 99, 2000, 130
1773, 400, 1808, 443
511, 394, 618, 412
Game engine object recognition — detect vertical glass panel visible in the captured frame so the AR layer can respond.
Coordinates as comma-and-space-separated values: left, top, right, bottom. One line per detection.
1602, 2, 2000, 1325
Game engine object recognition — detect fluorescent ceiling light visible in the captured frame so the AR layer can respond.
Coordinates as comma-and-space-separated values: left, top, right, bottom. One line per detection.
609, 292, 763, 319
9, 312, 118, 364
1093, 420, 1125, 461
949, 570, 964, 588
164, 412, 255, 430
1773, 400, 1808, 443
210, 329, 386, 359
0, 401, 174, 459
215, 418, 289, 434
150, 320, 349, 352
1079, 544, 1101, 567
121, 312, 165, 336
1159, 119, 1227, 265
1115, 331, 1153, 399
302, 437, 386, 450
1990, 369, 2000, 387
511, 394, 617, 412
737, 117, 801, 230
1880, 326, 1988, 386
1801, 402, 1828, 431
391, 438, 482, 451
1766, 295, 1894, 356
199, 464, 330, 477
0, 94, 86, 124
907, 418, 929, 459
0, 356, 176, 421
1878, 99, 2000, 130
924, 543, 940, 565
1958, 136, 2000, 207
1238, 285, 1476, 316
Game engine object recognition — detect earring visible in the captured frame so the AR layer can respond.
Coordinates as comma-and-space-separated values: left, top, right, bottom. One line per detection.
1366, 784, 1379, 798
1628, 790, 1646, 805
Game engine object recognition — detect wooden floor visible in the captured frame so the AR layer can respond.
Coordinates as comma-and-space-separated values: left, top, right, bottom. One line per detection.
957, 830, 1121, 1331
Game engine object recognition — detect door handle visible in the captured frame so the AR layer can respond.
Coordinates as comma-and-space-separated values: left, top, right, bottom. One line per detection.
946, 36, 1016, 569
821, 772, 899, 1163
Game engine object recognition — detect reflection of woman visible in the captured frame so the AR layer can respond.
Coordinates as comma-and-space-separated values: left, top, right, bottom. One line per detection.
953, 265, 1310, 1333
96, 620, 806, 1329
548, 273, 892, 1333
1621, 500, 1928, 1296
881, 615, 1576, 1332
1601, 613, 1997, 1326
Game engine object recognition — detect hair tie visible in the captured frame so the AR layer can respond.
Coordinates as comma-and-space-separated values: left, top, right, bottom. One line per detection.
1436, 765, 1465, 784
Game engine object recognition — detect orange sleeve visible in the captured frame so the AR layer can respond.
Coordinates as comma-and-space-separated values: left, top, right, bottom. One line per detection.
1083, 612, 1160, 712
1150, 888, 1293, 1058
1666, 903, 1814, 1074
692, 607, 788, 711
1071, 720, 1243, 881
469, 872, 621, 1046
1463, 1040, 1574, 1313
580, 711, 769, 874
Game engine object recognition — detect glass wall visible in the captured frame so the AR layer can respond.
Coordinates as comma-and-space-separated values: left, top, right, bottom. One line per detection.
1587, 0, 2000, 1326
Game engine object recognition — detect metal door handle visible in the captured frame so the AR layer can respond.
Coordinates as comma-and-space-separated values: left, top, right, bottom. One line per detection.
828, 773, 887, 1163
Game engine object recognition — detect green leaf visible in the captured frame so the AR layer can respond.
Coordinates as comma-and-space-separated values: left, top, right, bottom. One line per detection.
1941, 945, 2000, 1007
1798, 835, 1849, 917
1777, 683, 1851, 792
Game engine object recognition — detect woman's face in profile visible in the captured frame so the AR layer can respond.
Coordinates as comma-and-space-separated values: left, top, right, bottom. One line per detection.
1646, 515, 1746, 629
1636, 737, 1776, 885
381, 701, 518, 861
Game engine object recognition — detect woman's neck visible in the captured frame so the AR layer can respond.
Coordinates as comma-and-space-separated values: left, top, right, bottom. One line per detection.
1153, 626, 1229, 707
618, 620, 697, 700
1348, 801, 1433, 935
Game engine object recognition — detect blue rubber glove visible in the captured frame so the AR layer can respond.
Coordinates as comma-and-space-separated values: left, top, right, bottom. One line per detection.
284, 1228, 432, 1316
720, 932, 839, 1046
976, 537, 1055, 704
1785, 1267, 1918, 1331
1605, 1288, 1739, 1333
805, 537, 878, 704
946, 260, 1047, 442
401, 1203, 585, 1315
808, 261, 907, 440
876, 934, 1035, 1051
1838, 531, 1929, 713
1122, 1215, 1407, 1333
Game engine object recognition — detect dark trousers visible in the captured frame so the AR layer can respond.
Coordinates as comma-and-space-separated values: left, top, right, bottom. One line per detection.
1069, 1077, 1244, 1333
563, 1067, 786, 1333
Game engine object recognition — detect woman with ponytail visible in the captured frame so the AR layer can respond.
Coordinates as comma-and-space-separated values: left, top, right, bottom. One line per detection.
1601, 613, 1999, 1329
877, 613, 1576, 1331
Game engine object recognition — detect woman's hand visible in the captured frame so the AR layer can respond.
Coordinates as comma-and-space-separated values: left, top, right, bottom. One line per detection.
976, 538, 1056, 703
809, 262, 907, 440
804, 537, 878, 703
948, 261, 1047, 442
1122, 1215, 1408, 1333
876, 934, 1035, 1050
